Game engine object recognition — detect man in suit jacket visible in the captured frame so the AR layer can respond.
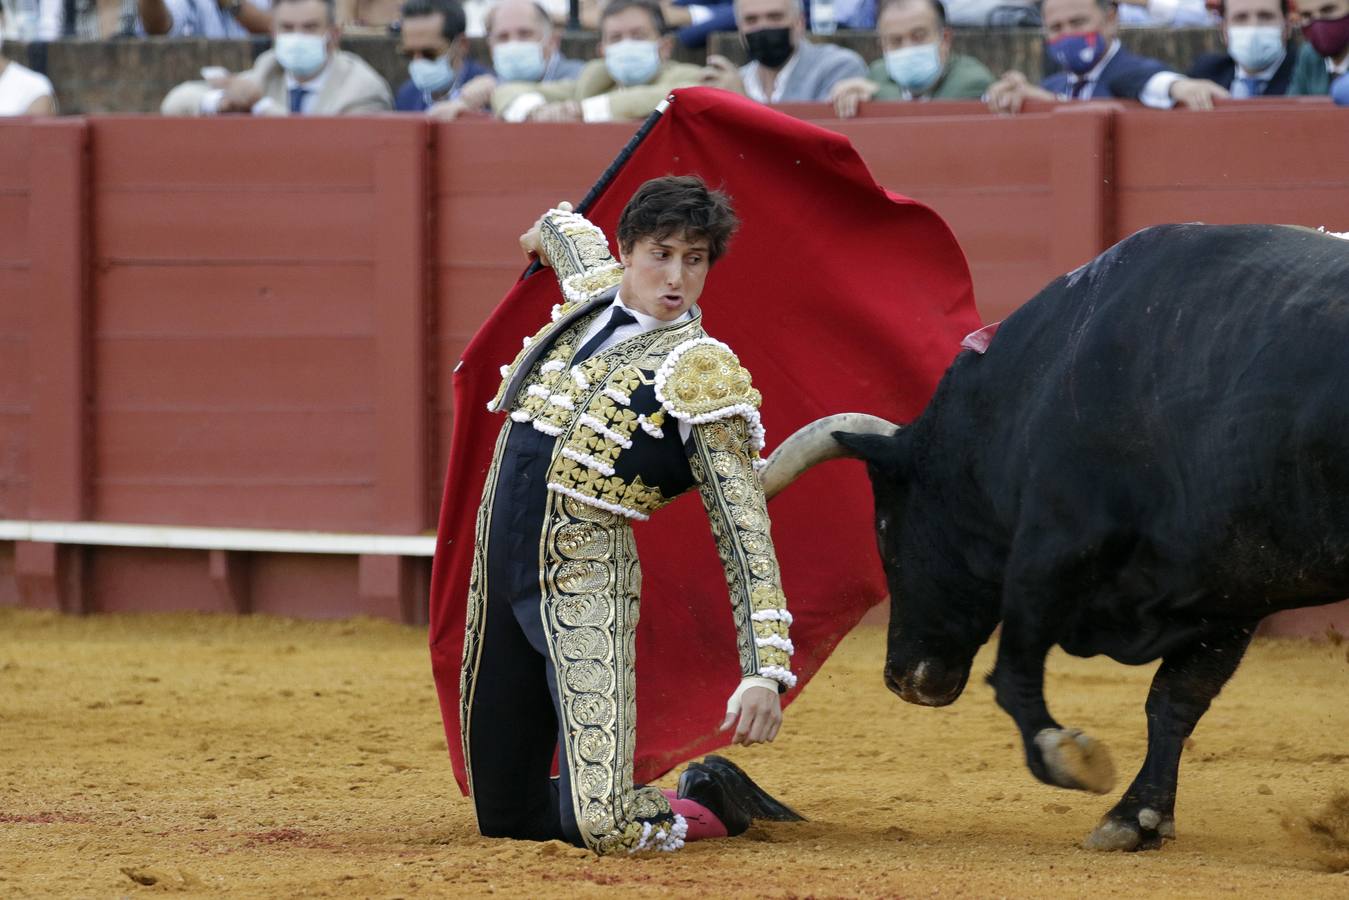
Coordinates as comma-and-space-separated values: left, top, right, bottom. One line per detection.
418, 0, 584, 120
393, 0, 493, 113
830, 0, 996, 117
985, 0, 1228, 113
160, 0, 392, 115
700, 0, 867, 102
491, 0, 702, 122
1187, 0, 1296, 97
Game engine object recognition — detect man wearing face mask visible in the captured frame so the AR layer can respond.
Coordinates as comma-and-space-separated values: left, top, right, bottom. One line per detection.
394, 0, 493, 115
492, 0, 702, 122
829, 0, 993, 117
1289, 0, 1349, 94
431, 0, 583, 119
160, 0, 392, 115
700, 0, 866, 103
985, 0, 1228, 113
1187, 0, 1296, 98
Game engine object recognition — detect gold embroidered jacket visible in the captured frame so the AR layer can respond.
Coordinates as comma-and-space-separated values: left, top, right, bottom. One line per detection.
484, 208, 796, 689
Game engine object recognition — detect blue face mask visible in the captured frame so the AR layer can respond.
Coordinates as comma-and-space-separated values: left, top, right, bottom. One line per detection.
492, 40, 546, 82
1226, 25, 1284, 73
1047, 31, 1108, 75
274, 33, 328, 78
603, 39, 661, 86
884, 42, 944, 92
409, 54, 456, 95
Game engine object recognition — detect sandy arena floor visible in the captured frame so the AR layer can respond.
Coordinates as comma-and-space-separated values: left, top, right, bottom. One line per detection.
0, 607, 1346, 898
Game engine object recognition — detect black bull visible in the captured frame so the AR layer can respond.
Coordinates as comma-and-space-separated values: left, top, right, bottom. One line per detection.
763, 223, 1349, 851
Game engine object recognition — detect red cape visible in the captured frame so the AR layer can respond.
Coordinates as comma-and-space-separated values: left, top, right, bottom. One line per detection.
429, 88, 981, 794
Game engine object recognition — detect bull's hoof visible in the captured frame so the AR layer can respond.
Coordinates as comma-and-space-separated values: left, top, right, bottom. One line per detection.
1084, 807, 1175, 851
1033, 728, 1115, 794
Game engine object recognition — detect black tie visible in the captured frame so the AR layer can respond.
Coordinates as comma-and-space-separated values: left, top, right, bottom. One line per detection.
571, 307, 636, 365
1070, 78, 1088, 99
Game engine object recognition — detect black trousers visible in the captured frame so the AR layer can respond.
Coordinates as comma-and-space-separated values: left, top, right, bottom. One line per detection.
466, 423, 585, 846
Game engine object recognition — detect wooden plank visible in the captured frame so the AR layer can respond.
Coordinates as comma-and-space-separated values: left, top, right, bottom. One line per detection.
836, 116, 1054, 190
95, 191, 375, 262
94, 409, 374, 480
372, 123, 431, 533
91, 118, 384, 189
1116, 188, 1349, 238
93, 336, 375, 407
89, 546, 222, 614
1115, 107, 1349, 188
434, 121, 636, 195
0, 123, 31, 189
28, 120, 89, 522
96, 264, 375, 336
0, 194, 29, 261
94, 481, 376, 531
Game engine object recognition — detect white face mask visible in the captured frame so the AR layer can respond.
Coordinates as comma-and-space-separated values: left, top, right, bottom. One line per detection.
603, 39, 661, 86
883, 42, 943, 93
274, 33, 329, 78
1226, 25, 1284, 73
492, 41, 546, 82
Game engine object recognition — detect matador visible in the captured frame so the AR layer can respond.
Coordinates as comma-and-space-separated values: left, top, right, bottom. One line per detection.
459, 175, 802, 854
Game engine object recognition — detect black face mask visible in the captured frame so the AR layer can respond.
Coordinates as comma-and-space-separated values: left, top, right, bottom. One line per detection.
744, 27, 795, 69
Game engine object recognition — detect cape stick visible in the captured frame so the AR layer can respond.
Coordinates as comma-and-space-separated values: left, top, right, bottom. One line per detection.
521, 95, 673, 278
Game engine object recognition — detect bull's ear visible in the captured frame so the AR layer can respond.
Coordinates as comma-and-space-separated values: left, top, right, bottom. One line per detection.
832, 429, 909, 477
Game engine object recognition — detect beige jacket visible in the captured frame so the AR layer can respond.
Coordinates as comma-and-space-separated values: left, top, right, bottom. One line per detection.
161, 49, 393, 117
491, 58, 702, 122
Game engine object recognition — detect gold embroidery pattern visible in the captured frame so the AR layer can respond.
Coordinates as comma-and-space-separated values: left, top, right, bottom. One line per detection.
689, 417, 795, 686
662, 343, 761, 419
540, 213, 617, 287
460, 422, 513, 792
542, 494, 676, 854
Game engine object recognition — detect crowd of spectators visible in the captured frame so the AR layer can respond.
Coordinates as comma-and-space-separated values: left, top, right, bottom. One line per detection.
1, 0, 1347, 116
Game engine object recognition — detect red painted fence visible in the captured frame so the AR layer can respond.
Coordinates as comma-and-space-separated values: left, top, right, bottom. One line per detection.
1, 101, 1347, 636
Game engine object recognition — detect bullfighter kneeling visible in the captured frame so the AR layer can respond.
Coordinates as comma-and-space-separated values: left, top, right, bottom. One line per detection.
459, 175, 801, 854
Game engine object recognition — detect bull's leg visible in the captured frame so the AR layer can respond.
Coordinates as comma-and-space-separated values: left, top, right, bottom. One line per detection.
988, 607, 1116, 795
1085, 623, 1254, 852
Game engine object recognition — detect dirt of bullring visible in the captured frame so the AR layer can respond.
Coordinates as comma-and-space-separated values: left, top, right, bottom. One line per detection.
1, 608, 1345, 898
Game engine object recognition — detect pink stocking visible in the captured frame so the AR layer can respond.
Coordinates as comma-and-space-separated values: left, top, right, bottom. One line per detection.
660, 788, 728, 840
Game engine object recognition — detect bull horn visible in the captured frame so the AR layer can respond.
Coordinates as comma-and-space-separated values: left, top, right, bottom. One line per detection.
760, 413, 900, 500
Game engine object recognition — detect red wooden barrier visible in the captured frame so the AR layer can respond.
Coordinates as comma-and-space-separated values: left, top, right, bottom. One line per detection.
0, 106, 1346, 634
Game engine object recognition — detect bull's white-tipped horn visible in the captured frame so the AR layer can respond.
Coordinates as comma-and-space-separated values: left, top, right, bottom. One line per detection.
760, 413, 900, 500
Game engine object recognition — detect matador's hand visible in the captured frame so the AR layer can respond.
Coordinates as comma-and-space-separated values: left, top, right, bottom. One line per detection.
720, 683, 782, 746
518, 200, 572, 266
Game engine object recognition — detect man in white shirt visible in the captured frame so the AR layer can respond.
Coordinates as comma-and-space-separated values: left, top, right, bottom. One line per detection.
0, 35, 56, 115
160, 0, 392, 115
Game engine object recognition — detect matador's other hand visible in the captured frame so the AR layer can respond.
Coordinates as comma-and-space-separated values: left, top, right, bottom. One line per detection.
518, 200, 572, 266
720, 683, 783, 746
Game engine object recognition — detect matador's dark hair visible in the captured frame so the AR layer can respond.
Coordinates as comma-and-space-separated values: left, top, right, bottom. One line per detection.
616, 175, 740, 264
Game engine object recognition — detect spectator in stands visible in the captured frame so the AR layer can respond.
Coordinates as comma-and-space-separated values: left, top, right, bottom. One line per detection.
0, 23, 56, 114
1115, 0, 1216, 27
491, 0, 701, 121
1289, 0, 1349, 93
394, 0, 492, 113
984, 0, 1229, 112
1188, 0, 1296, 97
336, 0, 402, 30
829, 0, 994, 116
139, 0, 274, 36
160, 0, 392, 115
425, 0, 583, 119
699, 0, 867, 102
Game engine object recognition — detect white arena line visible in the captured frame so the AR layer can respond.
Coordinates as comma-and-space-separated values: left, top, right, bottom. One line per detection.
0, 521, 436, 557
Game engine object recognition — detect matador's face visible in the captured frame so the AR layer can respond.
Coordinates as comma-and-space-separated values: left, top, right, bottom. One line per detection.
617, 232, 710, 321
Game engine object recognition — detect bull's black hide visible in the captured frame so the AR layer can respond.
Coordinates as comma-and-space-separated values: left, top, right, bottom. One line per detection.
838, 223, 1349, 851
